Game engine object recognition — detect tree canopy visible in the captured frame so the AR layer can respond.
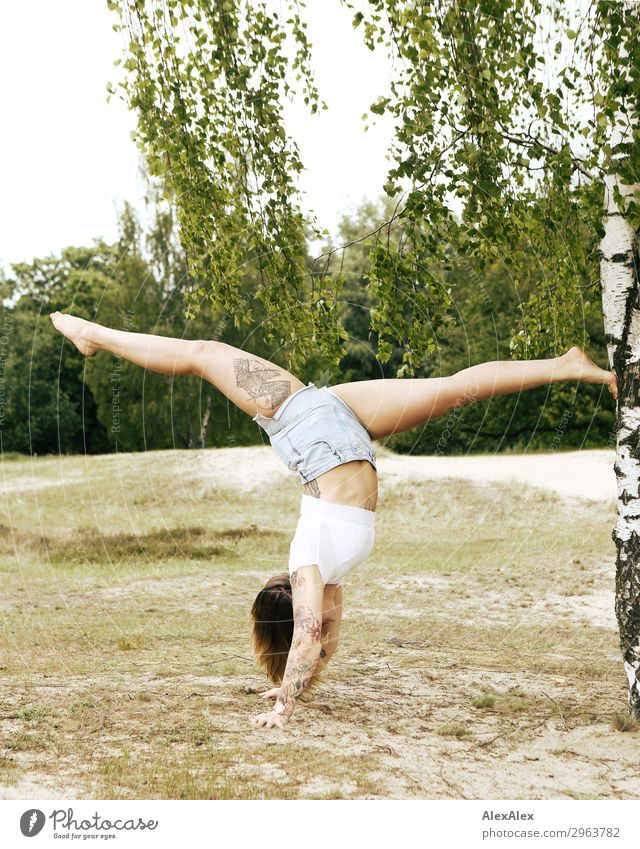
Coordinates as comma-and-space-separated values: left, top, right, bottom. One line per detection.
0, 192, 613, 456
108, 0, 639, 375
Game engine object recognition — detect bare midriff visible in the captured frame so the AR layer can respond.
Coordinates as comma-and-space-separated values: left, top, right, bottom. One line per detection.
304, 460, 378, 512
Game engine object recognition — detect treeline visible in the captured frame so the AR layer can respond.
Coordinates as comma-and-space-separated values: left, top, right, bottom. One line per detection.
0, 195, 614, 456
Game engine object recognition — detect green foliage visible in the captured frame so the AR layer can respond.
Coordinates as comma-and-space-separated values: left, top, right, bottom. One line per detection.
109, 0, 639, 372
328, 197, 614, 453
0, 250, 111, 455
0, 190, 337, 455
0, 193, 613, 455
347, 0, 638, 361
108, 0, 345, 370
79, 201, 225, 452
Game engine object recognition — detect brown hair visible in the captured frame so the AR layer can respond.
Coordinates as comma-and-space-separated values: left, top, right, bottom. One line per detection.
250, 572, 325, 697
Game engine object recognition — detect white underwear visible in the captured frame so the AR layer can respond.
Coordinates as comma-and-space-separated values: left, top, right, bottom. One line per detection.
288, 495, 376, 586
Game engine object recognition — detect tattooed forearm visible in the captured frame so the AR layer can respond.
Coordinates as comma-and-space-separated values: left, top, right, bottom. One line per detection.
278, 655, 319, 719
302, 478, 321, 499
290, 604, 323, 649
233, 358, 292, 409
276, 602, 323, 719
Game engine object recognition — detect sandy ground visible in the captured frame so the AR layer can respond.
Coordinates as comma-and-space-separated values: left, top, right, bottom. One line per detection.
178, 445, 618, 503
377, 448, 618, 503
1, 446, 637, 801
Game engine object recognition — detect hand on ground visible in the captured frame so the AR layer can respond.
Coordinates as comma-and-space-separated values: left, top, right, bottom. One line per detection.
251, 709, 288, 730
259, 687, 281, 701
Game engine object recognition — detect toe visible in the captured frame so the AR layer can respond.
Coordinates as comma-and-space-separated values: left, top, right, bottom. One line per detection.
610, 375, 618, 401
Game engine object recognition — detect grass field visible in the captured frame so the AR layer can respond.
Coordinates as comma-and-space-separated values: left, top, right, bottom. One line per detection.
0, 446, 638, 800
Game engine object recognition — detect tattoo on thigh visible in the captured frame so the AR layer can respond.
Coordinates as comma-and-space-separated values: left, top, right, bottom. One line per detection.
232, 358, 291, 409
302, 479, 321, 499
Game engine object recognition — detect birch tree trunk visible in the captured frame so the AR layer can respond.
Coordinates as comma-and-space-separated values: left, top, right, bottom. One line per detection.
600, 0, 640, 713
198, 394, 212, 449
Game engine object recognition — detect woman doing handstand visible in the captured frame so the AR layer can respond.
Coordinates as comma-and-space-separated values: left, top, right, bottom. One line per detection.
49, 311, 617, 730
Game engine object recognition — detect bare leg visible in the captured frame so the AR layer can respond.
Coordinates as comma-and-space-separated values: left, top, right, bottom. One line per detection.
330, 347, 618, 440
49, 312, 304, 418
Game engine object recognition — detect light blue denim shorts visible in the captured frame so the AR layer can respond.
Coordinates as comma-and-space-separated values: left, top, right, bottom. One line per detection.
253, 382, 377, 484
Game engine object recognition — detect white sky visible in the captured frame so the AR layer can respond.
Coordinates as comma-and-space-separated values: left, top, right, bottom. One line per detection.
0, 0, 396, 275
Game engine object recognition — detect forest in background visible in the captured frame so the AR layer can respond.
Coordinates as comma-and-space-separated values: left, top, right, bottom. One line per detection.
0, 192, 614, 457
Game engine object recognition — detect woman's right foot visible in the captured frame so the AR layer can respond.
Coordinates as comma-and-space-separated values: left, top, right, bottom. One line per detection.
562, 345, 618, 401
49, 312, 99, 356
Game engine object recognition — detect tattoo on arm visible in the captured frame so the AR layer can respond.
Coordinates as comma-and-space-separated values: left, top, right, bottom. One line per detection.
278, 656, 318, 719
277, 600, 322, 719
302, 478, 321, 499
233, 358, 291, 410
290, 603, 323, 646
290, 570, 306, 594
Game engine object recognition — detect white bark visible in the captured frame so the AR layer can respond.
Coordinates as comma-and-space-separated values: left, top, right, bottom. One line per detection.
602, 180, 639, 545
600, 1, 640, 715
600, 176, 639, 366
199, 394, 212, 448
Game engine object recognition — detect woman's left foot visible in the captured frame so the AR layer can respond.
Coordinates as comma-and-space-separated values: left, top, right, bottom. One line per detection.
562, 346, 618, 401
49, 312, 99, 356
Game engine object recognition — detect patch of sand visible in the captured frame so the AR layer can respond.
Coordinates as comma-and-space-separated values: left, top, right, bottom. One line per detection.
376, 448, 617, 503
168, 446, 618, 504
0, 776, 85, 800
371, 568, 618, 630
1, 664, 636, 801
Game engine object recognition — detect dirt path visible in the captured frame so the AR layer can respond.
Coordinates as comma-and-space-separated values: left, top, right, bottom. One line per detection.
376, 448, 618, 503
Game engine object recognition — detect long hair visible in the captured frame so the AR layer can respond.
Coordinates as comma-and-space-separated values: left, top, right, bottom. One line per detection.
250, 572, 326, 698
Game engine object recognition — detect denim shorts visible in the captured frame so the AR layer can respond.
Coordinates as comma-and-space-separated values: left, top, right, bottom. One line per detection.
253, 382, 377, 484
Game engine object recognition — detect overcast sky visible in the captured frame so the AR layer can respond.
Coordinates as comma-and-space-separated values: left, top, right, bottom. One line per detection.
0, 0, 396, 275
